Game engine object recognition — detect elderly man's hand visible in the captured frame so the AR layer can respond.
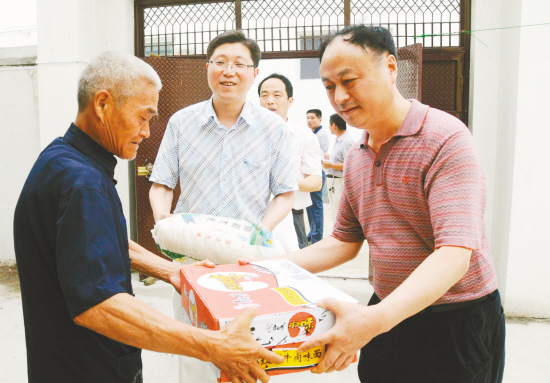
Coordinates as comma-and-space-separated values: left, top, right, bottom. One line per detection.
208, 307, 284, 383
297, 298, 385, 374
168, 260, 215, 294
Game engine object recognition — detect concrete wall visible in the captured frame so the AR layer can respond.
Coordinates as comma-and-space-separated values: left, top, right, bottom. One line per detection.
470, 0, 550, 317
36, 0, 135, 244
0, 0, 135, 264
500, 0, 550, 317
0, 67, 40, 264
0, 0, 37, 48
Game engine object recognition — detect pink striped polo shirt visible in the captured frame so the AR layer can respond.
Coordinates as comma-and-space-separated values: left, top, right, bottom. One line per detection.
333, 100, 498, 305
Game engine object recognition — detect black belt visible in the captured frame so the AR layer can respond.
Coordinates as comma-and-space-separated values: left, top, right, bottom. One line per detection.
326, 174, 340, 178
425, 291, 494, 314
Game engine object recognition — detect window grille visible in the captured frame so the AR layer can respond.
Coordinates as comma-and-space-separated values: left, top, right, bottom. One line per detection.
241, 0, 344, 54
143, 3, 235, 57
140, 0, 462, 57
350, 0, 461, 48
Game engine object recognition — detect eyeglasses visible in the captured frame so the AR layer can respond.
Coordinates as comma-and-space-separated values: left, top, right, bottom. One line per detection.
207, 60, 256, 72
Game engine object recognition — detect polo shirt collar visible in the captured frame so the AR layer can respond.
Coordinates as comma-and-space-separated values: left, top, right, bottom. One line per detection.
336, 130, 349, 142
63, 123, 117, 180
313, 125, 323, 134
393, 99, 430, 137
360, 100, 430, 145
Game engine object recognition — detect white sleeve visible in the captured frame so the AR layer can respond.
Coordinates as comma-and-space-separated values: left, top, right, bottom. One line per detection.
300, 130, 323, 176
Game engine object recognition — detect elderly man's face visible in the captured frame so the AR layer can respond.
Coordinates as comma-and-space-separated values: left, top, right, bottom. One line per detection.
100, 81, 158, 160
320, 36, 396, 130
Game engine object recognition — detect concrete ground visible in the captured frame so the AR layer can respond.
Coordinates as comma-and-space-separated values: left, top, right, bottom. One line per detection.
2, 204, 550, 382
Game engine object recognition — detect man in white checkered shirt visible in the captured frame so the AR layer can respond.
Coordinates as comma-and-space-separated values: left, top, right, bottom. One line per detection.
149, 30, 297, 383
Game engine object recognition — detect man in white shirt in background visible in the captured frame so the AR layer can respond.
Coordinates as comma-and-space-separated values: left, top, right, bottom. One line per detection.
259, 74, 323, 250
306, 108, 328, 244
322, 113, 355, 224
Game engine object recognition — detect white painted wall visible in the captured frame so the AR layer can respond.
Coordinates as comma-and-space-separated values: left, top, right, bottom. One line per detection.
500, 0, 550, 317
36, 0, 135, 242
0, 1, 40, 265
470, 0, 550, 317
0, 67, 40, 264
0, 0, 37, 48
0, 0, 135, 263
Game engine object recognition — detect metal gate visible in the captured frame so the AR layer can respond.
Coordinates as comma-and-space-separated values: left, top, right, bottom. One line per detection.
135, 0, 470, 124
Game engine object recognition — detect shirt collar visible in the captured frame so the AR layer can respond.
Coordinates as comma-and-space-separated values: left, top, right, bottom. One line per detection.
393, 99, 430, 137
313, 125, 323, 134
360, 100, 430, 144
336, 130, 349, 143
63, 123, 118, 180
200, 97, 254, 128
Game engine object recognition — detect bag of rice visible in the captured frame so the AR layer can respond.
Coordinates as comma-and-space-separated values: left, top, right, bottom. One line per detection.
151, 213, 284, 264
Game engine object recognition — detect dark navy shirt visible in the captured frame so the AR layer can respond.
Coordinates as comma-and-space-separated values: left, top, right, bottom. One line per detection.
14, 124, 142, 383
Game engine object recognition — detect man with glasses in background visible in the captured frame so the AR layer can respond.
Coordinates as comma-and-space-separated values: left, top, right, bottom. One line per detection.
149, 30, 296, 383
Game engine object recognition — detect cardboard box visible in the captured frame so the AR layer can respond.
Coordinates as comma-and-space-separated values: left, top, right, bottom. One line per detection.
180, 259, 358, 381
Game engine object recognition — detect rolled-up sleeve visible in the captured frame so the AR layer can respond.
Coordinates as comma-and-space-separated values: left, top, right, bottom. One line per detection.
149, 118, 180, 189
56, 185, 128, 319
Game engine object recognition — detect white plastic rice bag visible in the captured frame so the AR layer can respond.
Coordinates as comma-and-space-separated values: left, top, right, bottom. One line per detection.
151, 213, 284, 264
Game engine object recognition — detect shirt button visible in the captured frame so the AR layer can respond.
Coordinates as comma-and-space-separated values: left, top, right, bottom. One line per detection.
375, 160, 381, 167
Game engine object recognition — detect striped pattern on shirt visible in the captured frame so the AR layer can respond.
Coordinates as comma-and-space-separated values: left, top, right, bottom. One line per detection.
150, 98, 297, 225
333, 100, 498, 305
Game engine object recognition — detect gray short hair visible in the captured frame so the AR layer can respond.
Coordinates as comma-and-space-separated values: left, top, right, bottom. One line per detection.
77, 51, 162, 112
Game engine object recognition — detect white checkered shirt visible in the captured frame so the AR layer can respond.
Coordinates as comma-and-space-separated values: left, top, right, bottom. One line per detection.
149, 98, 297, 225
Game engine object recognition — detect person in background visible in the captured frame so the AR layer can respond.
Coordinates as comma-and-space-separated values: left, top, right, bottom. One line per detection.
322, 113, 355, 224
306, 108, 328, 243
148, 30, 296, 383
13, 51, 283, 383
258, 73, 323, 250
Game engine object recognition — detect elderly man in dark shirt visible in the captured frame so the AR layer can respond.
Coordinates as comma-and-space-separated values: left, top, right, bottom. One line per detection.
13, 51, 283, 383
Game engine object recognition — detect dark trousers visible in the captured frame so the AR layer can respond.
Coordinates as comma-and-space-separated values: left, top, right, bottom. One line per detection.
306, 171, 326, 244
359, 290, 505, 383
292, 209, 308, 249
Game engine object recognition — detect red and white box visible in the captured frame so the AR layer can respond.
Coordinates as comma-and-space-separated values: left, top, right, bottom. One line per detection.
180, 259, 358, 381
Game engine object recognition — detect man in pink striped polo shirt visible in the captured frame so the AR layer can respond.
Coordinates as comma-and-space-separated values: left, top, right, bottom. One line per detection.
281, 26, 505, 382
